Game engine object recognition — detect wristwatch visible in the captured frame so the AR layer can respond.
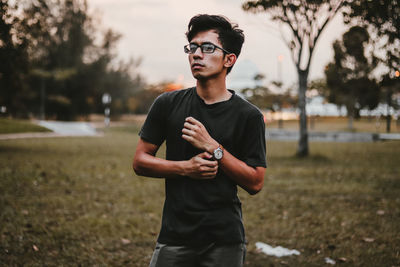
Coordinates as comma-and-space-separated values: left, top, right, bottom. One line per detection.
213, 146, 224, 160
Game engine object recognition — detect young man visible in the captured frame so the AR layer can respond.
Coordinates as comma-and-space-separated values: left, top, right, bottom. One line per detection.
133, 14, 266, 267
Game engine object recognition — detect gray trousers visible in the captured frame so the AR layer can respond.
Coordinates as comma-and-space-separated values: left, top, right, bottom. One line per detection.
149, 242, 246, 267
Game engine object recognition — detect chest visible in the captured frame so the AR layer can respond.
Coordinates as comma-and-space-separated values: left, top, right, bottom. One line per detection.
168, 102, 241, 146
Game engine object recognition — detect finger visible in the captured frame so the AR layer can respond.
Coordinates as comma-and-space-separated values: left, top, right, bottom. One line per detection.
185, 117, 202, 126
182, 128, 194, 136
200, 162, 218, 170
193, 172, 215, 179
199, 165, 218, 172
183, 123, 201, 134
203, 159, 218, 166
182, 134, 193, 142
200, 167, 218, 177
183, 122, 196, 130
203, 171, 217, 179
199, 151, 213, 159
199, 156, 217, 165
199, 172, 216, 179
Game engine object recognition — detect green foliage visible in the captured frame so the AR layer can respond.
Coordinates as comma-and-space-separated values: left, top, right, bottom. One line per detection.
0, 0, 31, 117
325, 26, 380, 118
0, 126, 399, 265
344, 0, 400, 132
242, 0, 346, 156
344, 0, 399, 77
0, 0, 145, 120
241, 79, 297, 111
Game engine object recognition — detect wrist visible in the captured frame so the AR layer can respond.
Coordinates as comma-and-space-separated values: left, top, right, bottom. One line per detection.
177, 160, 189, 177
212, 145, 224, 161
206, 141, 220, 154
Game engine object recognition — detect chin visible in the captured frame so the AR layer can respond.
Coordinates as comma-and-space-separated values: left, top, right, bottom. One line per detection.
193, 72, 206, 80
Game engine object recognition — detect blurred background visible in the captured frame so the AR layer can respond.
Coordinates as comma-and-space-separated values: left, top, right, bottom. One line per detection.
1, 0, 399, 130
1, 0, 399, 266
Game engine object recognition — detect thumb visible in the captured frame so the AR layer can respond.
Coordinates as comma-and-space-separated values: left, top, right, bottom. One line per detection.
200, 151, 213, 159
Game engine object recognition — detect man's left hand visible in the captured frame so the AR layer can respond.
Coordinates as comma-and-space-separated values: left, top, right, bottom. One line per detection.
182, 117, 219, 153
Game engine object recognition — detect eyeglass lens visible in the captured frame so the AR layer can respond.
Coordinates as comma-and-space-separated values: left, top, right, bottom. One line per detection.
185, 43, 215, 54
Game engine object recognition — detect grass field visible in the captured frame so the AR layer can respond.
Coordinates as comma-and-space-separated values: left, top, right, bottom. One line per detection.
0, 124, 399, 266
0, 118, 52, 134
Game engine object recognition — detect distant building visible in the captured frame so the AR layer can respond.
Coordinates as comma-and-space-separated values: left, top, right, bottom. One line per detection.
306, 96, 346, 117
360, 103, 400, 118
306, 96, 400, 118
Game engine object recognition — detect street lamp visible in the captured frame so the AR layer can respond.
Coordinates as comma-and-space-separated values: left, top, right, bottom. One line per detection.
102, 93, 112, 127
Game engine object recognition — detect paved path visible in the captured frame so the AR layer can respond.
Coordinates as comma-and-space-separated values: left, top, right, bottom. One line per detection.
267, 129, 400, 142
37, 121, 98, 136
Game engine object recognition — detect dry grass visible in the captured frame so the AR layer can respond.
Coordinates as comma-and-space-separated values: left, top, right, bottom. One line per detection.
0, 124, 399, 266
0, 118, 51, 134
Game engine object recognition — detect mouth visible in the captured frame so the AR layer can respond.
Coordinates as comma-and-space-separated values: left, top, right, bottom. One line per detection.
191, 63, 204, 70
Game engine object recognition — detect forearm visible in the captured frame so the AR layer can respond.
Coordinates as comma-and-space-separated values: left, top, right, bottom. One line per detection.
133, 152, 186, 179
181, 116, 265, 192
133, 138, 218, 180
219, 149, 265, 195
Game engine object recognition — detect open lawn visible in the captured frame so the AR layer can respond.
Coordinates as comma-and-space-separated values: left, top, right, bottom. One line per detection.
0, 124, 399, 266
0, 118, 51, 134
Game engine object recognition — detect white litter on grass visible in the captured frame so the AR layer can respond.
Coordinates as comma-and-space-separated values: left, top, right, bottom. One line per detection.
255, 242, 300, 257
38, 121, 98, 136
325, 257, 336, 265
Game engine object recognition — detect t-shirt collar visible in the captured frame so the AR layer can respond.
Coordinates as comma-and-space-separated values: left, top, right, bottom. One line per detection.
194, 87, 235, 108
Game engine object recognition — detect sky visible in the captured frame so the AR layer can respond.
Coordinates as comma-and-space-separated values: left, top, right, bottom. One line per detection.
87, 0, 348, 91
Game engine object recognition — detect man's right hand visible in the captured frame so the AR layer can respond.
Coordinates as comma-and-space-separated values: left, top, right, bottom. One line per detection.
133, 139, 218, 180
184, 152, 218, 179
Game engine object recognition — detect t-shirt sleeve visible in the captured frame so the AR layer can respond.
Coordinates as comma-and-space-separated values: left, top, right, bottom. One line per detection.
139, 93, 169, 146
240, 113, 267, 168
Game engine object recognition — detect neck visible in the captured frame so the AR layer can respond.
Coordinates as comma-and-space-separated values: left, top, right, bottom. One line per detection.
196, 75, 231, 105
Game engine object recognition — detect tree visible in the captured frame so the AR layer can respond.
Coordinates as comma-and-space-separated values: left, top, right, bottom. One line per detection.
0, 0, 31, 117
380, 74, 400, 132
324, 26, 380, 129
20, 0, 106, 119
243, 0, 345, 156
1, 0, 145, 120
241, 74, 296, 111
344, 0, 400, 132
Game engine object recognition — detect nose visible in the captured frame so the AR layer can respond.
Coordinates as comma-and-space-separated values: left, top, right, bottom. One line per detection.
192, 47, 203, 59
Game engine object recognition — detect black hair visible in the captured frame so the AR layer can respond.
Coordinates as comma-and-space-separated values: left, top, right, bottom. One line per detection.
186, 14, 245, 74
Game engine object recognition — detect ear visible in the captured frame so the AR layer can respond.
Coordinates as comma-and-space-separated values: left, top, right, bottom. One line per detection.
224, 54, 237, 68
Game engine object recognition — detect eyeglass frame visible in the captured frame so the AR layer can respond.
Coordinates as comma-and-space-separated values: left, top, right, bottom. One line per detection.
184, 42, 232, 55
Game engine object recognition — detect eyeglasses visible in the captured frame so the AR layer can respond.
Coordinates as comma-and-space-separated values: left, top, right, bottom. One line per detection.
184, 42, 231, 54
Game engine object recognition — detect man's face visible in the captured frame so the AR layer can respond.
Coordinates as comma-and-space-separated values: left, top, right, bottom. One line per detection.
188, 30, 228, 81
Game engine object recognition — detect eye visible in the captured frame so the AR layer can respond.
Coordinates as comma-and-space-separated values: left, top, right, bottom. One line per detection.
189, 43, 199, 52
184, 45, 191, 53
202, 43, 215, 53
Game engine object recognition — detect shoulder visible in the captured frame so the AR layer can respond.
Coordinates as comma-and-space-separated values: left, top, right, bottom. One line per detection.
232, 92, 264, 119
155, 87, 194, 104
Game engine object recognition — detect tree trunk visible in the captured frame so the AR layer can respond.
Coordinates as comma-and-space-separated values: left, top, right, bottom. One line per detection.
347, 104, 354, 131
297, 69, 309, 157
386, 89, 392, 133
348, 114, 354, 131
40, 78, 45, 120
386, 115, 391, 133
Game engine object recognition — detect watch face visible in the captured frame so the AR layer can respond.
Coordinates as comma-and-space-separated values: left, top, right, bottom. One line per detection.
214, 148, 223, 160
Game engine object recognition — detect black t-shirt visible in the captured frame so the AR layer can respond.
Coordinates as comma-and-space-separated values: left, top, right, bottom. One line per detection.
139, 87, 266, 246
